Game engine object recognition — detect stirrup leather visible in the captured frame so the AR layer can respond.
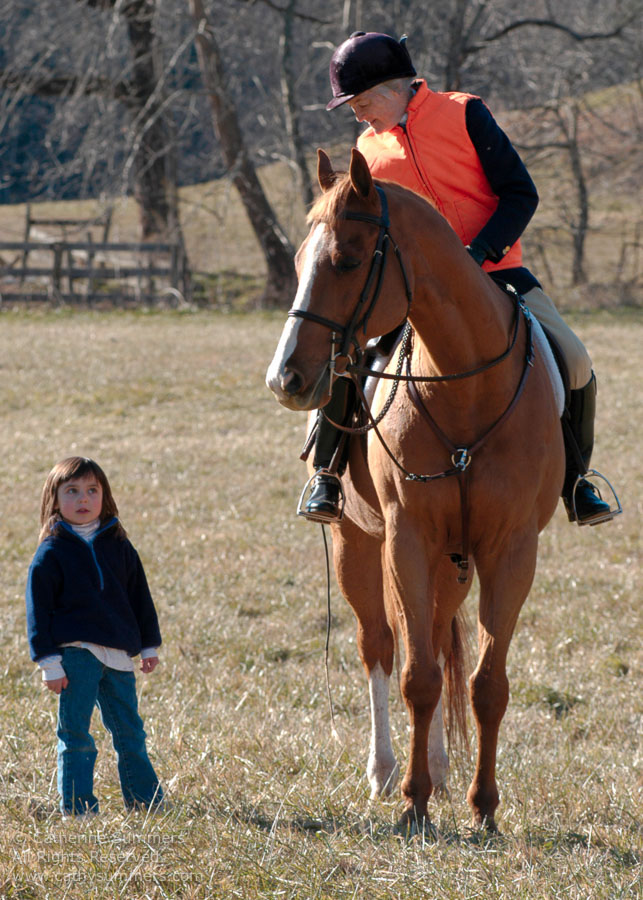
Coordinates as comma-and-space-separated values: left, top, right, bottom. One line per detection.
568, 469, 623, 526
297, 470, 345, 523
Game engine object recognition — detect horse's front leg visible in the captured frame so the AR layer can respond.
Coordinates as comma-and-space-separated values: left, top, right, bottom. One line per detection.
331, 518, 398, 799
384, 526, 442, 827
467, 528, 539, 831
366, 657, 399, 797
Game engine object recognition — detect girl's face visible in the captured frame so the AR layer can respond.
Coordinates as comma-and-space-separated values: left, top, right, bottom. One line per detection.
56, 475, 103, 526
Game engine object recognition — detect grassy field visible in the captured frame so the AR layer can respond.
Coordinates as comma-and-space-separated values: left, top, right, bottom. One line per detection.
0, 306, 640, 899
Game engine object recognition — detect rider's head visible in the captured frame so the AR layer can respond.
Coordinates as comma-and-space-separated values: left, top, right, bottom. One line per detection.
327, 32, 417, 133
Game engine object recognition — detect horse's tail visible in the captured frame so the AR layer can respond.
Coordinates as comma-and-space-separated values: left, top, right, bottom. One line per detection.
443, 608, 471, 755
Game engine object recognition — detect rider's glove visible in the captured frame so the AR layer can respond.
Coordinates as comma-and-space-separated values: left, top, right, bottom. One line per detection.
465, 237, 492, 266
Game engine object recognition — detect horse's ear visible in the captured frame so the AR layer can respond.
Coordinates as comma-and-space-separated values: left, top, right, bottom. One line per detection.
349, 148, 374, 199
317, 149, 335, 192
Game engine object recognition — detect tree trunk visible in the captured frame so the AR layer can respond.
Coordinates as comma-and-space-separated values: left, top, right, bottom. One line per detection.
342, 0, 362, 33
444, 0, 469, 91
557, 103, 588, 285
121, 0, 171, 240
567, 114, 589, 286
280, 0, 314, 209
188, 0, 296, 307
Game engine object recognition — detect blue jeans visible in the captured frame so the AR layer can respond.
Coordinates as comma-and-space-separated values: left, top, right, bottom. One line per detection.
57, 647, 163, 815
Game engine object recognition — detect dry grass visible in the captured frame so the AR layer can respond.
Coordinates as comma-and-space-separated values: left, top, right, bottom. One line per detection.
0, 307, 640, 899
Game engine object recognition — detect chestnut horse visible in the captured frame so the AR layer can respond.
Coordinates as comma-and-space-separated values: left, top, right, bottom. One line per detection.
266, 149, 563, 831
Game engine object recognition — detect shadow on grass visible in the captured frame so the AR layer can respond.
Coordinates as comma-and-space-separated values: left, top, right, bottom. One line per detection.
192, 797, 507, 848
190, 798, 641, 866
523, 826, 641, 867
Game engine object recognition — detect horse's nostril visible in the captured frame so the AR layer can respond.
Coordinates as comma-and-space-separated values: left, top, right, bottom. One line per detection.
282, 369, 302, 396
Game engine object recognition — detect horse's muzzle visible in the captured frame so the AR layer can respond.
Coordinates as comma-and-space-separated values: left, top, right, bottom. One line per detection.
266, 362, 331, 411
281, 369, 303, 396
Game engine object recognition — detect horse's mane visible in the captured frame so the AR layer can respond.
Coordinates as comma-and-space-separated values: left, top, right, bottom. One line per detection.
308, 171, 437, 228
307, 172, 354, 227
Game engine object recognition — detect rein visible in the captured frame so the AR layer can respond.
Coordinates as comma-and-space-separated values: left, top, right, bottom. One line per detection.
346, 284, 523, 384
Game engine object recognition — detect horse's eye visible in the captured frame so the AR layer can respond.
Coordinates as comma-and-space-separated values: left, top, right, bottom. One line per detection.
335, 256, 361, 273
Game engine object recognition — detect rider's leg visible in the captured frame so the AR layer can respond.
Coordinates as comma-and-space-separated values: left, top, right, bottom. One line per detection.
303, 325, 406, 522
521, 286, 591, 389
522, 286, 613, 524
304, 378, 356, 521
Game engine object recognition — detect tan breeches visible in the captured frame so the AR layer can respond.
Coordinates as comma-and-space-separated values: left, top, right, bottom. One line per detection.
523, 286, 592, 389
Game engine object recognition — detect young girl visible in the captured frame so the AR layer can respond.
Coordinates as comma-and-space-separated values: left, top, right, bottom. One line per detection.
25, 457, 164, 817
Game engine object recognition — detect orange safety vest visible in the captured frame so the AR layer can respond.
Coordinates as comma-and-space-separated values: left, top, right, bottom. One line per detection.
357, 80, 523, 272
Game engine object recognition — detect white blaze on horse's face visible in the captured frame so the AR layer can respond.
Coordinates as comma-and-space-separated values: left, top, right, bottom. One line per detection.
265, 223, 331, 410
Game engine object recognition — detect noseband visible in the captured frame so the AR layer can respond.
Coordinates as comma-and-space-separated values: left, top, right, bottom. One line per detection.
287, 186, 412, 380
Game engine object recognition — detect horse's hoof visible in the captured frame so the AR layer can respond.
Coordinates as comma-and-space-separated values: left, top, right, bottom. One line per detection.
394, 809, 437, 840
432, 780, 451, 801
367, 757, 399, 799
471, 813, 499, 835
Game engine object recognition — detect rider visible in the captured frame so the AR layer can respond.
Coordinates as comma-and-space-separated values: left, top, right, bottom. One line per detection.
301, 30, 616, 527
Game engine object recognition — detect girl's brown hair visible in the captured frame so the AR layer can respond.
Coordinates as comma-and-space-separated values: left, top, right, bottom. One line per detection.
38, 457, 127, 543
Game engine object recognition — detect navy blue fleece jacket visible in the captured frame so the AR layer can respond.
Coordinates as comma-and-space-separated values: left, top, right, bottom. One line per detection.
25, 518, 161, 662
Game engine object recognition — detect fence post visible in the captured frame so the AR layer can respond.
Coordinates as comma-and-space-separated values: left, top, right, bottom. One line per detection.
21, 204, 32, 284
101, 206, 113, 243
67, 247, 74, 295
170, 244, 179, 291
87, 233, 95, 300
52, 244, 63, 294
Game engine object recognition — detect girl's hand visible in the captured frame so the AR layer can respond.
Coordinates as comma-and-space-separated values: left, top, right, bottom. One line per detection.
140, 656, 159, 674
46, 676, 68, 694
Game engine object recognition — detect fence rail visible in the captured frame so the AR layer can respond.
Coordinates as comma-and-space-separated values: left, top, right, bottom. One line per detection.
0, 239, 190, 303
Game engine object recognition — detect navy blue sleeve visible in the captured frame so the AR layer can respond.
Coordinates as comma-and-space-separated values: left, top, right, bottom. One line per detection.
125, 542, 162, 650
465, 98, 538, 262
25, 546, 62, 661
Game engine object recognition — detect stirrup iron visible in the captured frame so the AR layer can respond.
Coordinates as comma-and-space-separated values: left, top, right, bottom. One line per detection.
569, 469, 622, 526
296, 470, 345, 523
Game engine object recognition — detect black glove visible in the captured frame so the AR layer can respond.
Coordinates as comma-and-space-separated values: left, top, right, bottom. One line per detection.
465, 237, 491, 266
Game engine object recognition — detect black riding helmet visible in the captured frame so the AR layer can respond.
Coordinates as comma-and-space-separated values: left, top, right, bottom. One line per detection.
327, 32, 416, 111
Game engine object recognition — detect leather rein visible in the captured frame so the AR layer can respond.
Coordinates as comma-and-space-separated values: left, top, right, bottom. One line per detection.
288, 185, 535, 582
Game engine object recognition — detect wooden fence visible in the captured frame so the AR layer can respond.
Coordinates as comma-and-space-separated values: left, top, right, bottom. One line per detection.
0, 238, 190, 304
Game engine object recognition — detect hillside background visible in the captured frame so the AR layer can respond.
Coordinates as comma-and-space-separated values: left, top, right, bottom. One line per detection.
1, 0, 641, 304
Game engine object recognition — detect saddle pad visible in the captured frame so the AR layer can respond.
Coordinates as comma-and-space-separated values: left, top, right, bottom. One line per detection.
531, 314, 565, 416
363, 330, 404, 407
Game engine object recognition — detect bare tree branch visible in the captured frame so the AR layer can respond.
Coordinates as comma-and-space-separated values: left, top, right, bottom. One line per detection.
466, 15, 637, 53
234, 0, 331, 25
0, 69, 131, 102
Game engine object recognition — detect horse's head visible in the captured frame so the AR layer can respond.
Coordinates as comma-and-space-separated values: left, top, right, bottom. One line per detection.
266, 149, 410, 411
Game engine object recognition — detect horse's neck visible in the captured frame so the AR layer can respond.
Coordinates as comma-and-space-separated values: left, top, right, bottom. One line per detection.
384, 191, 512, 380
410, 263, 513, 381
406, 258, 521, 445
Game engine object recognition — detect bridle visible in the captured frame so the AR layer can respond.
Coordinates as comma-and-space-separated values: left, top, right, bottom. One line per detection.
288, 186, 412, 384
289, 183, 535, 582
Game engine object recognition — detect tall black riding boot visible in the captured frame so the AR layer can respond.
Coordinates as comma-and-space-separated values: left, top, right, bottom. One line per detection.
562, 372, 613, 525
303, 378, 356, 522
